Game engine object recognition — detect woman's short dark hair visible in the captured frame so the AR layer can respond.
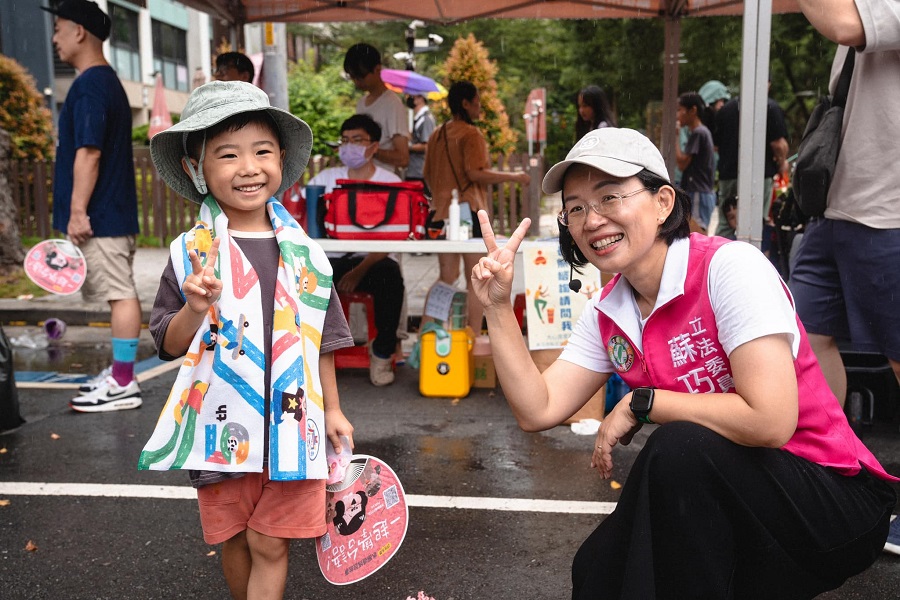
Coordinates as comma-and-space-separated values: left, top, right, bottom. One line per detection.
447, 81, 478, 123
186, 111, 282, 161
558, 169, 692, 270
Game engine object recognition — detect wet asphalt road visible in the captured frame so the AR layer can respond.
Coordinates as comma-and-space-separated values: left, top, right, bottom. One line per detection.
3, 362, 900, 599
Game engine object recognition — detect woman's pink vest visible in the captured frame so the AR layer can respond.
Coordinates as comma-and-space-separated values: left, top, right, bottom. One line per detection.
597, 234, 895, 481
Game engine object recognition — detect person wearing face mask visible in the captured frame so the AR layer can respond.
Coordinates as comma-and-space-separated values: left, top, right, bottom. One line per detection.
305, 114, 405, 386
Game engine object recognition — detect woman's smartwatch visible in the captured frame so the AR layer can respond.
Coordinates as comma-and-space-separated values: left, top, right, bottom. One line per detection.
629, 387, 655, 424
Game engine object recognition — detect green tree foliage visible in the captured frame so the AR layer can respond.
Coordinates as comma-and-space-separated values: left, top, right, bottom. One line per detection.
291, 21, 413, 72
132, 114, 180, 147
132, 123, 151, 146
677, 17, 744, 97
437, 34, 518, 155
671, 14, 832, 147
287, 52, 357, 157
769, 13, 836, 145
560, 19, 665, 128
436, 19, 575, 162
285, 15, 834, 164
0, 54, 54, 161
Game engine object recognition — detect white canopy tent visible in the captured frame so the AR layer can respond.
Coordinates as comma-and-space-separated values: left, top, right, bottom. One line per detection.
179, 0, 804, 247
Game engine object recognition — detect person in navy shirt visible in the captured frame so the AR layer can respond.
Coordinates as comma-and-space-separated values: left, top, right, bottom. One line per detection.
43, 0, 143, 412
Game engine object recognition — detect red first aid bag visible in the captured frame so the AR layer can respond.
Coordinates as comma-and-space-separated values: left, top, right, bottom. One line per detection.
323, 179, 430, 240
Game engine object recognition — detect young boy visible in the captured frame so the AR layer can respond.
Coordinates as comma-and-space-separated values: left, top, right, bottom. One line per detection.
139, 80, 355, 599
675, 92, 717, 231
305, 114, 405, 386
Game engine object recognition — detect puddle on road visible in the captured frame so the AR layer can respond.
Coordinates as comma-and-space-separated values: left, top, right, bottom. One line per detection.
7, 329, 157, 376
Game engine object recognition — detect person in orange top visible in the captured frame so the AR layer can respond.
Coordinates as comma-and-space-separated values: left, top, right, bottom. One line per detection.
423, 81, 530, 332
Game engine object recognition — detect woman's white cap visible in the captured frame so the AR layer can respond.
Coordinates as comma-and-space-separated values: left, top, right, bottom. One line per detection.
542, 128, 670, 194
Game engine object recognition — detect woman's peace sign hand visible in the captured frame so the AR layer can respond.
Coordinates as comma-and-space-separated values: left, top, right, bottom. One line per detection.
183, 236, 223, 314
470, 210, 531, 308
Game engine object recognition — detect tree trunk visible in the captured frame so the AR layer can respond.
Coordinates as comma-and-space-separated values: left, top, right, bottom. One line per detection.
0, 129, 26, 271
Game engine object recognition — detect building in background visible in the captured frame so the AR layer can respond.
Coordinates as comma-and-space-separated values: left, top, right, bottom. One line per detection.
2, 0, 311, 130
1, 0, 213, 129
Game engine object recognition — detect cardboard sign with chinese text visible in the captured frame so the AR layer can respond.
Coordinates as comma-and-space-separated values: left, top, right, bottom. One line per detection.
521, 241, 603, 350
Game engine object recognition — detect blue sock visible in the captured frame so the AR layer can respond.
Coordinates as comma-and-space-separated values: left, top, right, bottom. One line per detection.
111, 338, 139, 386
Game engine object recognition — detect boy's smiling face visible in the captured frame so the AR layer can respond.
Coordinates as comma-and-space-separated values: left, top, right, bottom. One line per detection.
189, 121, 284, 230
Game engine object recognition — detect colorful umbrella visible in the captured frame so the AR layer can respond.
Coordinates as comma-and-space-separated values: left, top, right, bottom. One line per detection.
380, 69, 447, 100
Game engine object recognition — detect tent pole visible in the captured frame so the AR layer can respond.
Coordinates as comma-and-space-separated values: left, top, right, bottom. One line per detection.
737, 0, 773, 249
661, 14, 681, 179
261, 22, 289, 111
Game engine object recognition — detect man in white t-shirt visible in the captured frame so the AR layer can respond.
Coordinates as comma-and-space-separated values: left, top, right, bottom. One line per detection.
343, 43, 410, 173
306, 114, 403, 386
792, 0, 900, 410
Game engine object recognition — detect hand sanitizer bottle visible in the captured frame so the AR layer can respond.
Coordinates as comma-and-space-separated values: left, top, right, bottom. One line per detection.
448, 189, 461, 241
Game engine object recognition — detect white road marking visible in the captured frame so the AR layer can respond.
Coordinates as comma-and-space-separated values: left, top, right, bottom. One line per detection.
407, 494, 617, 514
0, 482, 616, 515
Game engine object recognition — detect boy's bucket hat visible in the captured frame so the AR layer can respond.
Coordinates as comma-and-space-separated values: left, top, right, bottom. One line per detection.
150, 81, 313, 204
543, 128, 670, 194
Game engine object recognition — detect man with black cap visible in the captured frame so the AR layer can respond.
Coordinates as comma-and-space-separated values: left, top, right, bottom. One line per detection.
42, 0, 143, 413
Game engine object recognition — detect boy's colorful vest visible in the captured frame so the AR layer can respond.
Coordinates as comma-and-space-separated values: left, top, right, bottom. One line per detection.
139, 197, 334, 480
597, 234, 894, 481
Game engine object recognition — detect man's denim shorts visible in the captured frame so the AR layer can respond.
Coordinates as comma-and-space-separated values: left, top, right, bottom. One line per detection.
790, 217, 900, 359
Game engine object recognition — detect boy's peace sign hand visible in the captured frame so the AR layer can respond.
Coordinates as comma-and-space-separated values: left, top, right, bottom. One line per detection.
470, 210, 531, 308
183, 237, 223, 314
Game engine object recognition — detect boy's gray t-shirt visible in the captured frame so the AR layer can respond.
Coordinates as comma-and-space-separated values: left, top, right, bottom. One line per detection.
149, 233, 353, 487
681, 124, 716, 194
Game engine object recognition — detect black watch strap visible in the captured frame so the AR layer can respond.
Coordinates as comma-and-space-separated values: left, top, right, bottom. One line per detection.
630, 387, 655, 424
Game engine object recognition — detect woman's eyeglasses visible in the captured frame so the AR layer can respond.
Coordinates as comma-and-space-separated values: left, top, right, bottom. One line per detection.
557, 187, 653, 226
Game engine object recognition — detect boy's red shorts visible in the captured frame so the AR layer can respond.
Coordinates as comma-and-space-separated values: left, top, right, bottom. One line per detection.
196, 469, 326, 544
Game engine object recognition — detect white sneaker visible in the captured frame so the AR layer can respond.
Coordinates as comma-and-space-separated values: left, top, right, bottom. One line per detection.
78, 366, 113, 394
369, 347, 395, 387
70, 377, 142, 413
